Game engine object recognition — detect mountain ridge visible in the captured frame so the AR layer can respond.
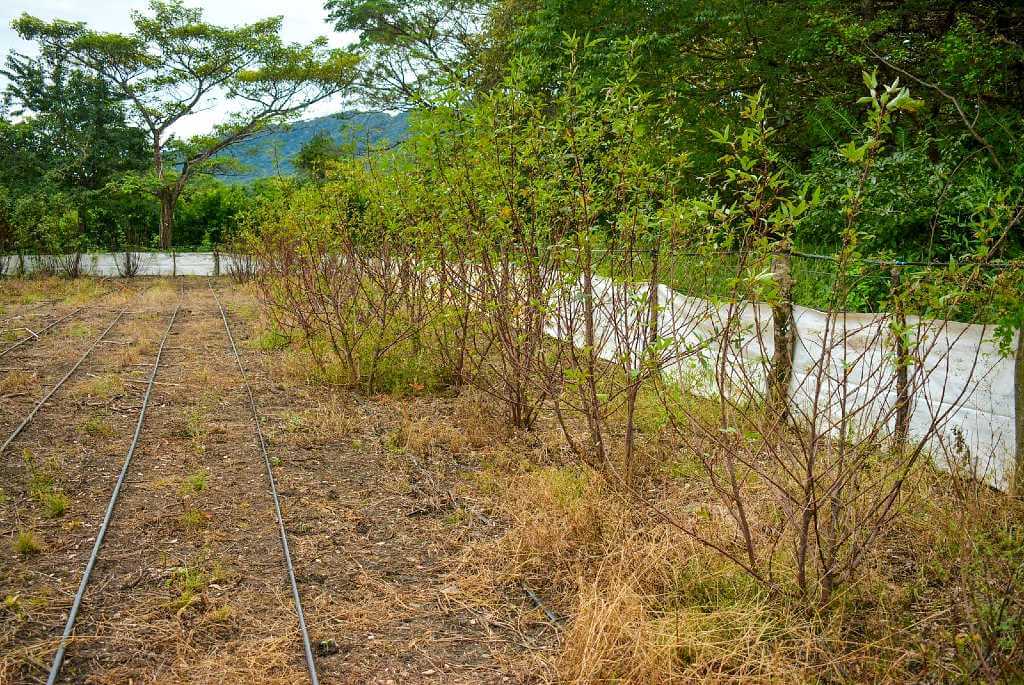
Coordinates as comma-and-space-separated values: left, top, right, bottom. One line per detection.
217, 110, 410, 182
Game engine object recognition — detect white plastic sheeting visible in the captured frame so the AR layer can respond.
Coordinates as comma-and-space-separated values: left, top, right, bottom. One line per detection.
15, 252, 223, 276
8, 254, 1017, 486
553, 274, 1018, 489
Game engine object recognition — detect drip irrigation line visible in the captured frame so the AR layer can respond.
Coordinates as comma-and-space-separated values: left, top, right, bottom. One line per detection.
209, 282, 320, 685
523, 582, 563, 625
0, 308, 128, 458
45, 300, 181, 685
0, 306, 84, 359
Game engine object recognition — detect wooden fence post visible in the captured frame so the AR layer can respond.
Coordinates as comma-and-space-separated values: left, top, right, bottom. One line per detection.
891, 267, 910, 451
213, 248, 220, 277
1014, 327, 1023, 498
769, 244, 795, 420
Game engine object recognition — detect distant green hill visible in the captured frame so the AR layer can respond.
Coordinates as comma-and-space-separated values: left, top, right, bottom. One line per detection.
217, 110, 410, 182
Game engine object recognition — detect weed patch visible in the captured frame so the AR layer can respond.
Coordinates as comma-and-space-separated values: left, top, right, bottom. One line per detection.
13, 531, 42, 556
81, 415, 115, 437
181, 469, 209, 495
68, 373, 124, 400
179, 508, 209, 532
39, 491, 69, 518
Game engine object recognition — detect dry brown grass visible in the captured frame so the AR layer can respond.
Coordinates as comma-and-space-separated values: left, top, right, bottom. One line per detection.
0, 370, 38, 397
443, 381, 1024, 684
67, 373, 125, 400
120, 316, 161, 360
124, 279, 178, 313
273, 397, 356, 448
401, 411, 471, 459
459, 460, 848, 682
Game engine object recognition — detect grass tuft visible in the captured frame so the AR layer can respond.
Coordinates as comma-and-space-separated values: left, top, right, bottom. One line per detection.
179, 508, 209, 532
181, 469, 209, 495
81, 415, 115, 437
13, 531, 42, 556
68, 373, 124, 400
40, 491, 70, 518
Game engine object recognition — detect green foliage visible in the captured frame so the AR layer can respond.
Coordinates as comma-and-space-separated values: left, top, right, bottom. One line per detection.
293, 131, 346, 181
11, 0, 360, 247
325, 0, 489, 108
12, 531, 41, 556
181, 470, 209, 495
220, 111, 409, 182
0, 47, 151, 254
39, 491, 69, 518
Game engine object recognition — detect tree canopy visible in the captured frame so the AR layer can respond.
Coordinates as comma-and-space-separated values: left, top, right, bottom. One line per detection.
10, 0, 360, 247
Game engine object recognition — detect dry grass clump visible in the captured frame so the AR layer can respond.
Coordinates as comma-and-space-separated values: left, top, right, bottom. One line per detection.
12, 530, 43, 556
267, 345, 322, 388
120, 316, 161, 361
471, 465, 631, 596
465, 462, 855, 682
0, 370, 37, 396
100, 283, 137, 310
62, 278, 107, 305
136, 279, 178, 308
449, 388, 518, 450
65, 321, 93, 338
460, 438, 1024, 683
401, 411, 471, 459
0, 277, 58, 305
0, 276, 113, 306
561, 569, 827, 684
275, 397, 356, 447
67, 373, 124, 400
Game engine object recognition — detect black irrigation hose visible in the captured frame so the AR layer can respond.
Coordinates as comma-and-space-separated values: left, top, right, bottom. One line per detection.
523, 582, 563, 625
0, 306, 84, 359
45, 300, 182, 685
0, 308, 128, 458
209, 282, 320, 685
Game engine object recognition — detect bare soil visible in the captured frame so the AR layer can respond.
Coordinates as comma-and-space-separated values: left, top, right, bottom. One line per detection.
0, 279, 542, 684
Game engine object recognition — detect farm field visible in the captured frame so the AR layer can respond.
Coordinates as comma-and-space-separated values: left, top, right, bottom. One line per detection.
2, 0, 1023, 682
1, 276, 1021, 684
0, 278, 546, 684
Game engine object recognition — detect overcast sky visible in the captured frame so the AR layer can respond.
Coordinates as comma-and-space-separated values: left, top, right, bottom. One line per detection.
0, 0, 356, 138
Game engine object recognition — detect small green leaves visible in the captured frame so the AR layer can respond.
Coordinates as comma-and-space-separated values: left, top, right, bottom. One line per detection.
862, 69, 878, 91
840, 141, 870, 163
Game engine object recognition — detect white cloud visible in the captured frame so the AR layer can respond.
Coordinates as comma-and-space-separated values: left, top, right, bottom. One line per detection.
0, 0, 357, 138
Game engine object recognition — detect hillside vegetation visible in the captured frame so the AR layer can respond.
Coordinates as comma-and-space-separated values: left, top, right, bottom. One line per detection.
217, 111, 409, 182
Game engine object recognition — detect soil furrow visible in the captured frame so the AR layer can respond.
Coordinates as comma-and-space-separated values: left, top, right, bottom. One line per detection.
63, 287, 308, 683
226, 298, 529, 684
0, 300, 168, 683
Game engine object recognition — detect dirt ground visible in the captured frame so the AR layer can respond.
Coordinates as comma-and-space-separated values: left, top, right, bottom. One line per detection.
0, 279, 549, 684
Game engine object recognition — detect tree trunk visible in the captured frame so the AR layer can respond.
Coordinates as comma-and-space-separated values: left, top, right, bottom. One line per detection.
153, 134, 175, 250
159, 191, 174, 249
891, 268, 911, 452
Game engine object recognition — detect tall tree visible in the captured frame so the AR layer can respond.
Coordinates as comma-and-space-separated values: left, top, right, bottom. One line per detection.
2, 47, 149, 195
1, 48, 151, 252
325, 0, 492, 108
12, 0, 360, 247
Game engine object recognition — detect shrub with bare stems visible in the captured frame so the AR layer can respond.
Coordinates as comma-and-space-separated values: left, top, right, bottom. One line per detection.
222, 233, 257, 283
251, 188, 438, 394
115, 250, 142, 278
648, 247, 1007, 606
51, 250, 83, 278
